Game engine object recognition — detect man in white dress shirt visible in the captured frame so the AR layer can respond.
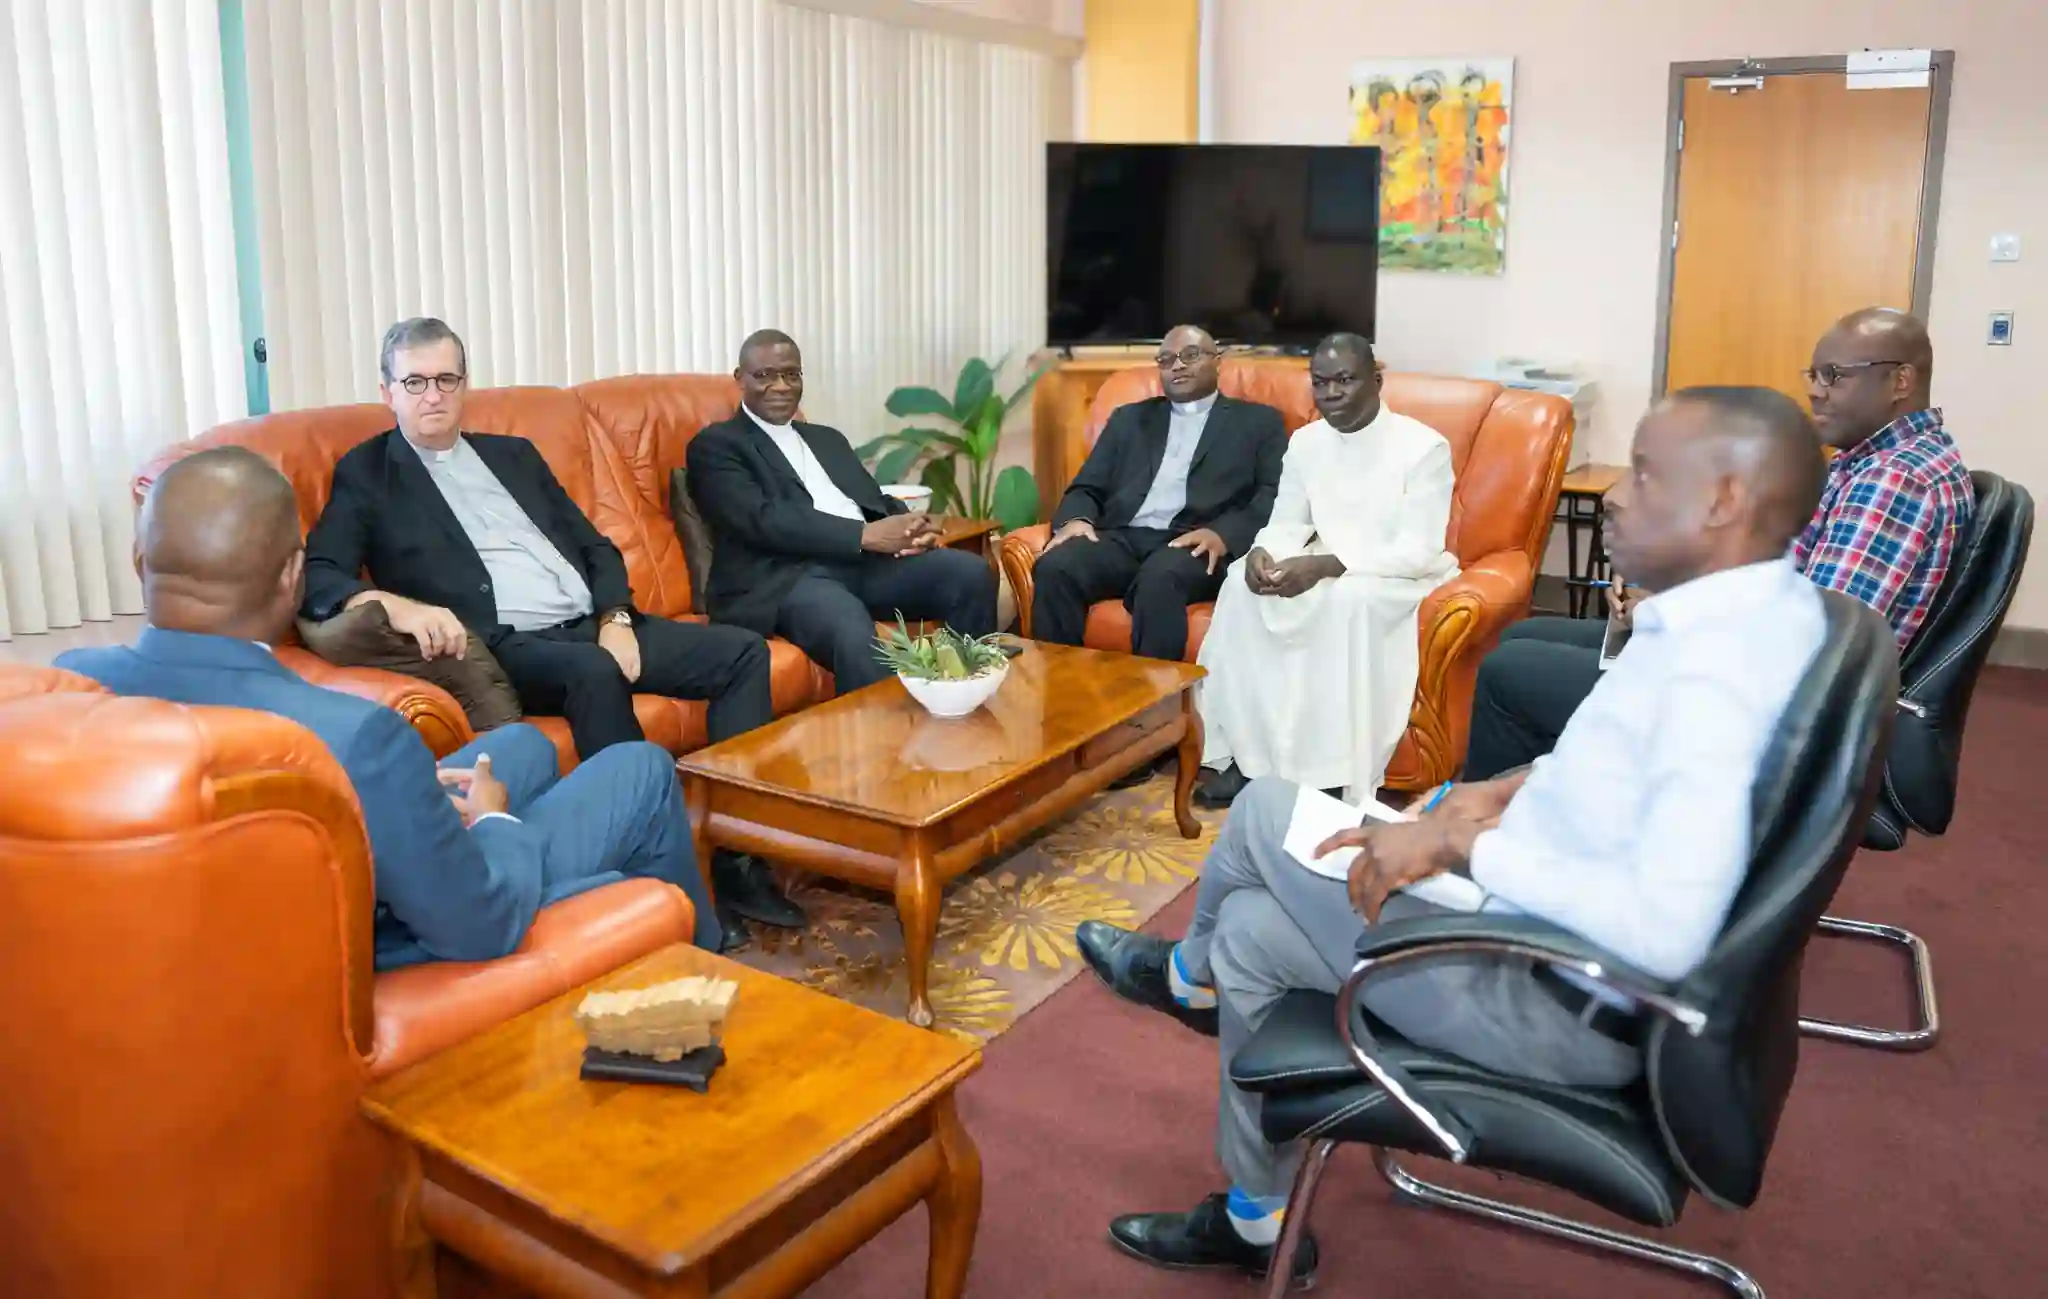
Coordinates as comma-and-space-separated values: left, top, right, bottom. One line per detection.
684, 330, 998, 692
1030, 323, 1288, 662
1195, 333, 1457, 808
1076, 386, 1830, 1288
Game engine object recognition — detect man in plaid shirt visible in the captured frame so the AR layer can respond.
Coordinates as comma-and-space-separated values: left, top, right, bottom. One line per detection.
1462, 307, 1974, 780
1797, 307, 1974, 649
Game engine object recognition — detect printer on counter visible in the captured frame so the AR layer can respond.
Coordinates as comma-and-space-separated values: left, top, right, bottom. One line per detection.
1489, 359, 1599, 470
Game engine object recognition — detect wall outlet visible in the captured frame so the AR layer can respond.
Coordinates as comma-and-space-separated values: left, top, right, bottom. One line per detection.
1989, 312, 2014, 346
1990, 233, 2021, 263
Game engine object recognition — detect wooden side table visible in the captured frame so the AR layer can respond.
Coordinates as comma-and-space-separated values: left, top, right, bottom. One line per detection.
1555, 464, 1625, 618
363, 944, 982, 1299
932, 516, 999, 557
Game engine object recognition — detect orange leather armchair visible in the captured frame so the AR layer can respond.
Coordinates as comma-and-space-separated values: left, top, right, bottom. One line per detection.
998, 362, 1573, 789
0, 666, 694, 1298
136, 376, 842, 773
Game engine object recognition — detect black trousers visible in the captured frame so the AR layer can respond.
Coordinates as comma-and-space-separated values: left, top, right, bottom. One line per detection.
774, 547, 999, 694
1031, 526, 1225, 661
1462, 616, 1607, 780
488, 613, 774, 759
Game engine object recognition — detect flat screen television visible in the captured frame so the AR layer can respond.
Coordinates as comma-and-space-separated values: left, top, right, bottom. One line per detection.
1046, 142, 1380, 350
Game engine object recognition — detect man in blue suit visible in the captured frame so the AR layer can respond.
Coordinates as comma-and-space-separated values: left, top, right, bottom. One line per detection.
62, 447, 723, 966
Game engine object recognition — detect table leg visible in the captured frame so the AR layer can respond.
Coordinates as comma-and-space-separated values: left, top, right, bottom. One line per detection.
1564, 496, 1589, 618
924, 1093, 982, 1299
1588, 499, 1612, 590
683, 774, 716, 906
390, 1141, 435, 1299
895, 838, 940, 1028
1173, 691, 1202, 839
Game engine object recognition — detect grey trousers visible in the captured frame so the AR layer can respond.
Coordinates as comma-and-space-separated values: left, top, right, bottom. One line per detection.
1178, 777, 1643, 1195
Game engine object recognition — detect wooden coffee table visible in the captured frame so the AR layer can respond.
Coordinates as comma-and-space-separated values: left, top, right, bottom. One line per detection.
679, 641, 1206, 1026
362, 944, 981, 1299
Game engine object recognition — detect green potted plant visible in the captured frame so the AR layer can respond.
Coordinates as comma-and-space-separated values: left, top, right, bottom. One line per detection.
873, 616, 1012, 718
858, 353, 1046, 533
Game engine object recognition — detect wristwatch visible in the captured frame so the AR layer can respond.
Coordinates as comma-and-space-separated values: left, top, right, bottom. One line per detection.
603, 608, 633, 628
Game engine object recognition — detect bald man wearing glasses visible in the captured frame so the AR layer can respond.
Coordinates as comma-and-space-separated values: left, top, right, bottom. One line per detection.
1463, 307, 1974, 782
1031, 324, 1288, 662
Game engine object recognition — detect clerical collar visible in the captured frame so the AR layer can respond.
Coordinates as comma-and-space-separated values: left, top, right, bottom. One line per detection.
743, 403, 794, 434
1170, 392, 1218, 417
402, 433, 463, 463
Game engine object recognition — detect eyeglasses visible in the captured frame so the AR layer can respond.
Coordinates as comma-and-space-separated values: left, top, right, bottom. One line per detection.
1803, 360, 1906, 388
747, 367, 803, 387
396, 372, 465, 395
1154, 346, 1218, 370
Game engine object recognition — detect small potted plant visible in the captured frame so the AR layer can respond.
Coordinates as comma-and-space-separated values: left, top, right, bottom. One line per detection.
873, 616, 1012, 718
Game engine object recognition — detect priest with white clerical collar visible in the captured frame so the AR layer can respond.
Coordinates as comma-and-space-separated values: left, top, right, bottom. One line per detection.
1193, 333, 1458, 807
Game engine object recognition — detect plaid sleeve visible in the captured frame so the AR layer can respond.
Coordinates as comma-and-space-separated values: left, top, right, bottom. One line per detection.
1800, 463, 1938, 632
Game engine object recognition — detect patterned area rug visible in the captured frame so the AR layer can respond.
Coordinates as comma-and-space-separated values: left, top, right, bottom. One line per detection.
729, 772, 1224, 1042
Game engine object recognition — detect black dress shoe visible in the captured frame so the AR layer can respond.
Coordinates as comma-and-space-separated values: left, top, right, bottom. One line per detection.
1108, 1193, 1318, 1290
711, 852, 806, 929
713, 905, 751, 954
1074, 920, 1218, 1037
1109, 753, 1171, 791
1193, 762, 1250, 809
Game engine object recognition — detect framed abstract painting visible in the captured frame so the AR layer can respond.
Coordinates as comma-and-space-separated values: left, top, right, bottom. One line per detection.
1347, 58, 1514, 274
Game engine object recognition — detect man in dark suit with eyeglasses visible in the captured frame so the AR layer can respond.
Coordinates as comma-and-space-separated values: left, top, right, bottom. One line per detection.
1030, 323, 1288, 662
300, 316, 802, 936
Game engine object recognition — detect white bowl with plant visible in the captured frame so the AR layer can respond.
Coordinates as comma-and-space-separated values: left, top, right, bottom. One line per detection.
874, 617, 1011, 718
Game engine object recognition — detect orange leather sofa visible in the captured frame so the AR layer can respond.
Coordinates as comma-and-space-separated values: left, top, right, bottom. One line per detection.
997, 361, 1573, 790
137, 375, 845, 772
0, 665, 694, 1298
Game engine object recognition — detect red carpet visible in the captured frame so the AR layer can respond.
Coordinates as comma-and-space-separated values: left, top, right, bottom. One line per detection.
809, 666, 2048, 1298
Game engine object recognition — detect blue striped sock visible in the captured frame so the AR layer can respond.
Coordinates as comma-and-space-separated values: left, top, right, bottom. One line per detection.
1168, 943, 1217, 1009
1225, 1186, 1288, 1245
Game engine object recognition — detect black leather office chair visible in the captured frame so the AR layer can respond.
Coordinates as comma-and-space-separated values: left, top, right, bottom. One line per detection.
1805, 470, 2034, 1051
1230, 591, 1897, 1299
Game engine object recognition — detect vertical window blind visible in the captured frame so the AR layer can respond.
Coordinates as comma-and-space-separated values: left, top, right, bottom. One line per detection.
0, 0, 1064, 641
0, 0, 245, 639
242, 0, 1062, 434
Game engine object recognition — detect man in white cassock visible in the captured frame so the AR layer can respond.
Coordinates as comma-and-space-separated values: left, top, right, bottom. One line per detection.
1192, 333, 1457, 808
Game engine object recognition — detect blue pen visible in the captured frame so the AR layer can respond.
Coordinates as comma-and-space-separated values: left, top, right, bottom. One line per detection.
1419, 780, 1455, 814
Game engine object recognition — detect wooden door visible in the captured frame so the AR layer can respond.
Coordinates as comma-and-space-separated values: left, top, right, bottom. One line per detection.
1664, 73, 1932, 402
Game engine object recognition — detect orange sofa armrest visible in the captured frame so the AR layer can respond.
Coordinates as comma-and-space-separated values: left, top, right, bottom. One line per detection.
274, 647, 475, 759
1406, 551, 1536, 781
366, 878, 694, 1079
997, 523, 1054, 638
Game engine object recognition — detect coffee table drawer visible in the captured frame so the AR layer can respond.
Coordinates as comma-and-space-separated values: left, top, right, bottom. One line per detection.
1076, 698, 1181, 769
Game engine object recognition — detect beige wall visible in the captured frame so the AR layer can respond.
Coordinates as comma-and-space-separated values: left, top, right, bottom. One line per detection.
1213, 0, 2048, 627
1085, 0, 1202, 142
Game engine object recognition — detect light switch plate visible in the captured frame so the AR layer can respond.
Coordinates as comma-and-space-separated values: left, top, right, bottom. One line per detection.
1991, 233, 2021, 262
1989, 312, 2014, 346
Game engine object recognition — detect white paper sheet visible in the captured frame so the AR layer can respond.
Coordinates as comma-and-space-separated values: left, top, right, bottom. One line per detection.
1281, 786, 1490, 912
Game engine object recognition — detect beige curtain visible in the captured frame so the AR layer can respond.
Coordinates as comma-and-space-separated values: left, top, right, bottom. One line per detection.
0, 0, 246, 639
243, 0, 1065, 436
